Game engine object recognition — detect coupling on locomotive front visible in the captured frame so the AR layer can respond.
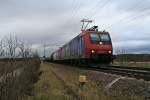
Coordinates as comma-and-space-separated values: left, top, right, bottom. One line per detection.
51, 26, 113, 64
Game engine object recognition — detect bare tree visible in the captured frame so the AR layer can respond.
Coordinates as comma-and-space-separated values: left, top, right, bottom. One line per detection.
24, 48, 32, 58
5, 35, 18, 58
0, 34, 39, 58
0, 39, 5, 57
18, 42, 25, 58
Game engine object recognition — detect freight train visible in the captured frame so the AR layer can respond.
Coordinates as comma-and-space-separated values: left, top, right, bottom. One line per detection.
50, 26, 114, 65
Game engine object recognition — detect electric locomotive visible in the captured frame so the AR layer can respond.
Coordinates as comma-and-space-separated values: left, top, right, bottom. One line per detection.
82, 26, 113, 63
51, 25, 113, 64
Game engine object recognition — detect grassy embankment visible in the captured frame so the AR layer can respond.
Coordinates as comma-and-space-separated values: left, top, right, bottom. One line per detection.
28, 62, 76, 100
30, 62, 144, 100
0, 58, 41, 100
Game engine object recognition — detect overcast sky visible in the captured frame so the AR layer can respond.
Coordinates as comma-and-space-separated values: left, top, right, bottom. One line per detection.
0, 0, 150, 56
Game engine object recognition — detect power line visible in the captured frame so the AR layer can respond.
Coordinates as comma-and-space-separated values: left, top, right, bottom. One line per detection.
106, 0, 148, 29
83, 0, 105, 18
89, 0, 111, 19
66, 0, 80, 25
125, 10, 150, 24
67, 0, 84, 25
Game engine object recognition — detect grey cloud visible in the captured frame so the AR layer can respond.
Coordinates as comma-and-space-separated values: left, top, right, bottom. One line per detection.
0, 0, 150, 56
112, 0, 150, 13
0, 0, 72, 19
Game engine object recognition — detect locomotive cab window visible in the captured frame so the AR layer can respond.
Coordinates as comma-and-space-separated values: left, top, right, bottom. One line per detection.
100, 34, 111, 42
89, 32, 111, 44
89, 33, 100, 44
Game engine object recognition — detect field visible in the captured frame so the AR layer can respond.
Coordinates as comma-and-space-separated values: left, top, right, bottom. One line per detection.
114, 54, 150, 68
29, 62, 150, 100
113, 61, 150, 68
0, 59, 149, 100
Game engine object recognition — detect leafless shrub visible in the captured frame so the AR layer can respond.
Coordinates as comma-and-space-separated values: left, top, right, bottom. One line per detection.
5, 35, 18, 58
0, 34, 41, 100
0, 59, 41, 100
0, 34, 39, 58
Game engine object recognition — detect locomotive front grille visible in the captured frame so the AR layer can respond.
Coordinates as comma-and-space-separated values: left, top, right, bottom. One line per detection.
91, 54, 113, 63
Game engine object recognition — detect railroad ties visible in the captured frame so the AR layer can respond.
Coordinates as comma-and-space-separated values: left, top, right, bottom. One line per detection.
96, 65, 150, 81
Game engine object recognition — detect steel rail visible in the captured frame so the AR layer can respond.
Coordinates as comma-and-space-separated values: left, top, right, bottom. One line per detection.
48, 62, 150, 81
91, 65, 150, 81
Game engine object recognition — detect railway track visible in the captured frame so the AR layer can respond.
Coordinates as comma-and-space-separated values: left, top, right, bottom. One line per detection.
96, 66, 150, 81
81, 65, 150, 81
47, 62, 150, 81
63, 63, 150, 81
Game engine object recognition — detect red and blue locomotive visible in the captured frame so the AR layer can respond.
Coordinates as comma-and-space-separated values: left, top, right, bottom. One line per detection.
51, 26, 113, 64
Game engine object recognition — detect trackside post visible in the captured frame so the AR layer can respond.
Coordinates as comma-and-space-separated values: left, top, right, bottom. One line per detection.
79, 75, 87, 91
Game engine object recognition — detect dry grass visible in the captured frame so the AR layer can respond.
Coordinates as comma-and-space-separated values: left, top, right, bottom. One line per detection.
38, 63, 147, 100
113, 61, 150, 68
0, 59, 41, 100
49, 63, 104, 100
28, 62, 76, 100
27, 62, 150, 100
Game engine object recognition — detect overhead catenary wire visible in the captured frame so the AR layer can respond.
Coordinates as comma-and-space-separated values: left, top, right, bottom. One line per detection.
66, 0, 81, 25
59, 0, 84, 47
79, 0, 111, 30
89, 0, 111, 19
67, 0, 85, 25
83, 0, 105, 18
105, 0, 148, 29
125, 10, 150, 24
124, 1, 150, 22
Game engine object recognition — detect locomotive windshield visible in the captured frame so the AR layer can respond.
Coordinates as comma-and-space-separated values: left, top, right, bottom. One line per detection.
89, 33, 100, 44
100, 34, 110, 42
89, 32, 111, 44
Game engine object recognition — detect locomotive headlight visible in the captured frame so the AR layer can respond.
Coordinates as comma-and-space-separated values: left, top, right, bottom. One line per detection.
91, 50, 95, 53
99, 42, 103, 45
108, 50, 112, 54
